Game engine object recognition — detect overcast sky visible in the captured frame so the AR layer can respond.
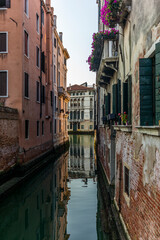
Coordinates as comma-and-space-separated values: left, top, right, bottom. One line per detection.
51, 0, 98, 86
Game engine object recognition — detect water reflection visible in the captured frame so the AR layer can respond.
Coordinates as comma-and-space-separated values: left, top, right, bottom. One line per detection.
0, 135, 119, 240
0, 153, 70, 240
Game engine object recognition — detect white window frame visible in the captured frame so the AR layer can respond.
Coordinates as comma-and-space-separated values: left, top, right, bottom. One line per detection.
24, 0, 29, 17
0, 32, 8, 53
24, 29, 29, 58
0, 70, 8, 97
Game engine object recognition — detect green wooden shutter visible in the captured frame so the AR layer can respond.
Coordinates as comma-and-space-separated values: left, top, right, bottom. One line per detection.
105, 95, 108, 115
139, 58, 153, 126
155, 42, 160, 125
112, 84, 117, 114
128, 76, 132, 124
117, 80, 121, 114
123, 82, 128, 114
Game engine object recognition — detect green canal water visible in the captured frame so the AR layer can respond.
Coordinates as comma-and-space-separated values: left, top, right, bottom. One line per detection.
0, 135, 119, 240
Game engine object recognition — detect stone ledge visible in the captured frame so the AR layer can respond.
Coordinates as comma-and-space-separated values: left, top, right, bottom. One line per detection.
113, 125, 132, 133
135, 126, 160, 136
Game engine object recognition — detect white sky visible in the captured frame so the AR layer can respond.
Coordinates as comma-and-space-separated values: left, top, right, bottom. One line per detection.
51, 0, 98, 86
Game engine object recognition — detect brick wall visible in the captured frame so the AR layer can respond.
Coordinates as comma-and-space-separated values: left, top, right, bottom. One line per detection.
0, 107, 19, 172
115, 130, 160, 240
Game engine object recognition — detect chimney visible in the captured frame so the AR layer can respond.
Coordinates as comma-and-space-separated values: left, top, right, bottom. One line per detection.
59, 32, 63, 42
53, 15, 57, 28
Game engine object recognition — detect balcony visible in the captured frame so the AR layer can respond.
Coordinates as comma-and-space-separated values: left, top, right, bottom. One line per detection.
98, 40, 118, 88
58, 87, 70, 101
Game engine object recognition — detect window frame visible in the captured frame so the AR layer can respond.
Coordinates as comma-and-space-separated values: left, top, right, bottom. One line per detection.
124, 165, 130, 197
0, 32, 8, 53
36, 81, 40, 103
0, 70, 8, 97
25, 120, 29, 139
42, 120, 44, 135
37, 121, 40, 137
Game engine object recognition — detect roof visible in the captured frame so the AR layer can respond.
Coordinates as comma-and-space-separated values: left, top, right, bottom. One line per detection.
67, 84, 94, 92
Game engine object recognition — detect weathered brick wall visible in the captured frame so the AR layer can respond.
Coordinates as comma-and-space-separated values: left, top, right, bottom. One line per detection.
97, 127, 111, 182
115, 131, 160, 240
0, 107, 19, 172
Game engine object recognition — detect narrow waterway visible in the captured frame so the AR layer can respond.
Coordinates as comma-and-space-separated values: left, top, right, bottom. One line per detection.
0, 135, 120, 240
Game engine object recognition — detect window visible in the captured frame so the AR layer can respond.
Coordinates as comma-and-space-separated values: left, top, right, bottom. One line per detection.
54, 119, 56, 134
90, 125, 93, 129
77, 111, 80, 119
50, 91, 53, 106
36, 46, 40, 68
24, 30, 29, 57
24, 0, 29, 16
82, 99, 84, 107
70, 111, 72, 120
90, 111, 93, 120
124, 166, 130, 196
74, 111, 76, 120
42, 85, 45, 103
55, 96, 57, 111
36, 81, 40, 102
42, 121, 44, 135
90, 98, 93, 107
24, 72, 29, 98
41, 52, 45, 73
58, 47, 60, 55
25, 120, 29, 139
37, 121, 39, 136
41, 8, 44, 25
78, 123, 80, 129
0, 32, 8, 53
70, 123, 72, 129
59, 120, 61, 132
58, 72, 60, 87
81, 125, 84, 129
81, 111, 84, 120
36, 13, 39, 33
0, 0, 10, 8
54, 38, 56, 48
0, 71, 8, 97
54, 65, 56, 82
50, 121, 52, 133
64, 57, 66, 66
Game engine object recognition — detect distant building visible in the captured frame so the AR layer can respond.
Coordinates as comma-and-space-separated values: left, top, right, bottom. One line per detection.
67, 83, 96, 133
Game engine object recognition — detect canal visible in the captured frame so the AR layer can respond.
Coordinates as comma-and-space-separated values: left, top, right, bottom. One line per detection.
0, 135, 120, 240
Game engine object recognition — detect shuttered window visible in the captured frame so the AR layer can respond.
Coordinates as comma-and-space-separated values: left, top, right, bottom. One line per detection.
36, 14, 39, 33
24, 72, 29, 98
123, 82, 128, 114
36, 46, 40, 67
50, 91, 53, 106
0, 0, 10, 8
139, 58, 153, 126
24, 30, 29, 57
128, 76, 132, 124
105, 93, 110, 115
36, 81, 40, 102
155, 42, 160, 125
41, 52, 45, 73
0, 32, 7, 53
112, 84, 118, 114
117, 79, 121, 114
42, 85, 45, 103
0, 71, 7, 97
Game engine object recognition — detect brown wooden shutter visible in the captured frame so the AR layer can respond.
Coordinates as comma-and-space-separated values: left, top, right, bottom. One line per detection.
0, 33, 7, 52
0, 72, 7, 96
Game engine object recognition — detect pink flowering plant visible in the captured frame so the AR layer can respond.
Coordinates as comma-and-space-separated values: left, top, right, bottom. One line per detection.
118, 112, 128, 124
87, 29, 119, 71
101, 0, 122, 27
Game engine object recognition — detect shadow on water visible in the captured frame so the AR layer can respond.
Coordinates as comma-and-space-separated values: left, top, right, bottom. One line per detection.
0, 134, 120, 240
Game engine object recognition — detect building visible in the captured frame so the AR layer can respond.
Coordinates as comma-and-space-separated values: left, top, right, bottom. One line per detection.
93, 0, 160, 239
67, 83, 96, 133
52, 16, 70, 148
0, 0, 70, 167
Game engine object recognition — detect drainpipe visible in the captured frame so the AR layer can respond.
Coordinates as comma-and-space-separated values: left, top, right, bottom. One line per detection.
40, 0, 43, 119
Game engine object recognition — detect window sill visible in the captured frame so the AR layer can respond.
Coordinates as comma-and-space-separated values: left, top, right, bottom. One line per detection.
24, 97, 29, 100
135, 126, 160, 136
113, 125, 132, 133
123, 192, 130, 207
0, 52, 8, 54
0, 8, 7, 10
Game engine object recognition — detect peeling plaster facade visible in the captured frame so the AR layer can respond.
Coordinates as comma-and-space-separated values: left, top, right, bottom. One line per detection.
96, 0, 160, 239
